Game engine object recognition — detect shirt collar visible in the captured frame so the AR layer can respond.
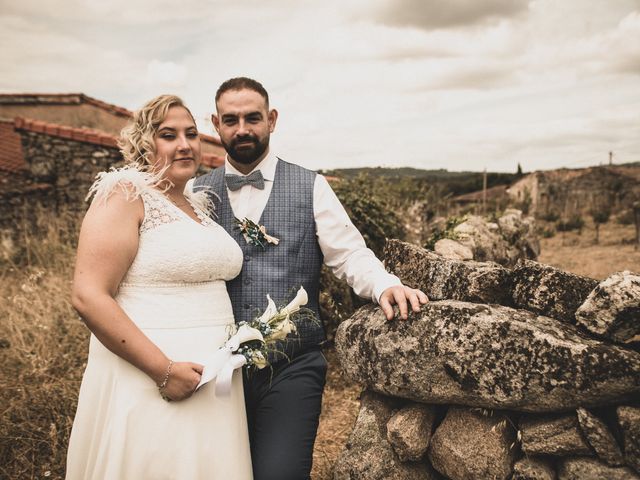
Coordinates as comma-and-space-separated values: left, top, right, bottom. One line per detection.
224, 149, 277, 182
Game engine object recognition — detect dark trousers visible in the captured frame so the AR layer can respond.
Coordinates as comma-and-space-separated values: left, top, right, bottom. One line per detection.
243, 348, 327, 480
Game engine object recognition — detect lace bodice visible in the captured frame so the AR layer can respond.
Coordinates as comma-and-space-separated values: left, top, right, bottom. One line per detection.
88, 167, 243, 286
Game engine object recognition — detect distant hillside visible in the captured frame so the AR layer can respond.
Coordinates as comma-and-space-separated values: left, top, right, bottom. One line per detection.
321, 167, 519, 197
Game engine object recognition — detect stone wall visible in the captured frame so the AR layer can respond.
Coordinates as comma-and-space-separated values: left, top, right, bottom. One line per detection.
334, 239, 640, 480
18, 130, 124, 207
0, 130, 123, 257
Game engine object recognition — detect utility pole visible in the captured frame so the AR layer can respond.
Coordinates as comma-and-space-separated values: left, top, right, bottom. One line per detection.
482, 168, 487, 215
609, 151, 613, 165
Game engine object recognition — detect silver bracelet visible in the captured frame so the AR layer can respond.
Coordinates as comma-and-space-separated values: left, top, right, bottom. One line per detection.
158, 360, 174, 401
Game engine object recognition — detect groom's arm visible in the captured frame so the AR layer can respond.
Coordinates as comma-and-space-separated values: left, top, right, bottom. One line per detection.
313, 175, 428, 320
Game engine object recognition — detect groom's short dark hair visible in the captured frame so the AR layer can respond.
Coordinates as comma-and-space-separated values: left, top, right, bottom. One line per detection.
215, 77, 269, 108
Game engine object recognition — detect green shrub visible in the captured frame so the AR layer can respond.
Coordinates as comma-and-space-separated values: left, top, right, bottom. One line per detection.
423, 216, 467, 250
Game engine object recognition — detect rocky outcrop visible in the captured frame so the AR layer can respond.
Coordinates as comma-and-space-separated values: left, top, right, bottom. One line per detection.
427, 407, 516, 480
445, 210, 540, 266
433, 239, 472, 261
334, 238, 640, 480
575, 271, 640, 344
336, 302, 640, 412
332, 391, 441, 480
511, 259, 598, 324
576, 407, 624, 466
617, 406, 640, 473
519, 413, 592, 456
384, 240, 512, 305
387, 404, 436, 462
557, 457, 639, 480
511, 457, 556, 480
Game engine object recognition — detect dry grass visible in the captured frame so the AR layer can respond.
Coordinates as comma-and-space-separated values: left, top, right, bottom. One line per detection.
538, 220, 640, 279
311, 348, 362, 480
0, 213, 87, 480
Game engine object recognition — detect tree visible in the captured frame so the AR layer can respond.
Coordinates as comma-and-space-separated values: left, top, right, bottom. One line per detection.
591, 207, 611, 244
516, 163, 523, 177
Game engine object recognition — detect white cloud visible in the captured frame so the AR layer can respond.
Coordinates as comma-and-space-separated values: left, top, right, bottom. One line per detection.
0, 0, 638, 171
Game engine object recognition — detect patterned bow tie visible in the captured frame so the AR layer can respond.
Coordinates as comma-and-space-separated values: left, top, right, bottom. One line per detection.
225, 170, 265, 191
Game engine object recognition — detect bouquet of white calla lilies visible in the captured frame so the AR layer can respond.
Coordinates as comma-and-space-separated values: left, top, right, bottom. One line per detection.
233, 286, 315, 369
196, 287, 314, 395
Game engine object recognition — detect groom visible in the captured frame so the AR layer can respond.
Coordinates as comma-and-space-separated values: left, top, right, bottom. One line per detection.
194, 77, 427, 480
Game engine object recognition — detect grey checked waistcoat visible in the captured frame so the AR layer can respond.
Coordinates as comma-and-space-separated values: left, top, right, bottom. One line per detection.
193, 159, 325, 360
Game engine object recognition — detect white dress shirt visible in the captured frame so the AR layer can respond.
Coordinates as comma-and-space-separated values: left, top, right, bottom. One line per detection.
221, 150, 401, 303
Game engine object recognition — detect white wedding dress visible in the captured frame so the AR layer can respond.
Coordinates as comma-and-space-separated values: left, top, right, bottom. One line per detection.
66, 169, 253, 480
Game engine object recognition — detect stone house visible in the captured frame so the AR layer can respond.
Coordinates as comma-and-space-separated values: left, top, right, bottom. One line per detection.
506, 165, 640, 218
0, 93, 226, 257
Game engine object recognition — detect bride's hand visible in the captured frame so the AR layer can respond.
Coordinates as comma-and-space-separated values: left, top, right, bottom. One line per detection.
160, 362, 203, 401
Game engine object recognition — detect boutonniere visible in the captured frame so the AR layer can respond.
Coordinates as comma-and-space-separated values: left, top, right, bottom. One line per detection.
234, 217, 280, 250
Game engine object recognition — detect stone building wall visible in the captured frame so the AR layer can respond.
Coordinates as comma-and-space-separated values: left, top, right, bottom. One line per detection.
18, 129, 124, 209
0, 129, 123, 258
507, 166, 640, 217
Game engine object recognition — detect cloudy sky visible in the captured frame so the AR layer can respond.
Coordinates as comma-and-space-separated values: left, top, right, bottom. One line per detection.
1, 0, 639, 172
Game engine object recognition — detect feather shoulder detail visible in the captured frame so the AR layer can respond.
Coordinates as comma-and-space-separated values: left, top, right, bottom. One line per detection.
86, 165, 163, 204
184, 178, 218, 217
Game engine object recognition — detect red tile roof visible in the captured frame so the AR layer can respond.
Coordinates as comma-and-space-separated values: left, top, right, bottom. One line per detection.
0, 93, 132, 118
0, 119, 26, 172
14, 117, 118, 147
0, 93, 224, 144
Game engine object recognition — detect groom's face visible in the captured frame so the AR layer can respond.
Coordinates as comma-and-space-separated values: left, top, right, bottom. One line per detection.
213, 88, 278, 170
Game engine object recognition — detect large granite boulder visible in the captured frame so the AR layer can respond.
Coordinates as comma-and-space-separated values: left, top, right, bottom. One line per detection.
433, 238, 473, 261
335, 301, 640, 412
576, 407, 624, 466
427, 407, 516, 480
519, 412, 592, 456
511, 259, 598, 324
452, 215, 511, 264
575, 271, 640, 344
333, 391, 440, 480
617, 406, 640, 473
447, 210, 539, 267
557, 457, 640, 480
497, 208, 541, 261
387, 403, 437, 462
383, 239, 512, 305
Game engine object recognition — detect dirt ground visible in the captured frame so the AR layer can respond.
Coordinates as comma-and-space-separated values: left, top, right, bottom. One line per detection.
537, 221, 640, 279
311, 221, 640, 479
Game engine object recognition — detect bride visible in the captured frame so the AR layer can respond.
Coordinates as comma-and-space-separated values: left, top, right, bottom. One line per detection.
66, 95, 252, 479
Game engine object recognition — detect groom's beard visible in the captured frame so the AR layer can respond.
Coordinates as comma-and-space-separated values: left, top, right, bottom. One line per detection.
223, 134, 270, 165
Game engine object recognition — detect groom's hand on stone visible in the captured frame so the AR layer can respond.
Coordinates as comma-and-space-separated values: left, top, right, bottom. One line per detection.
379, 285, 429, 321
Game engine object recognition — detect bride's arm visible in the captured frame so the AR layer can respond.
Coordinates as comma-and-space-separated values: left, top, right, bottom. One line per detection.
71, 187, 202, 401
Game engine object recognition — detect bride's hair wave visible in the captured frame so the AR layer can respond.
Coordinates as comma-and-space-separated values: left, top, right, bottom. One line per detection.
118, 94, 197, 169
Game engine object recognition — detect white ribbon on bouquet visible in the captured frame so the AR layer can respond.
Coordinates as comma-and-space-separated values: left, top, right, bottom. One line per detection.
195, 324, 263, 396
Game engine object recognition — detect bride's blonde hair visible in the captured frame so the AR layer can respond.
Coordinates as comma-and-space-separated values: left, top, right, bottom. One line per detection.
118, 94, 196, 169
